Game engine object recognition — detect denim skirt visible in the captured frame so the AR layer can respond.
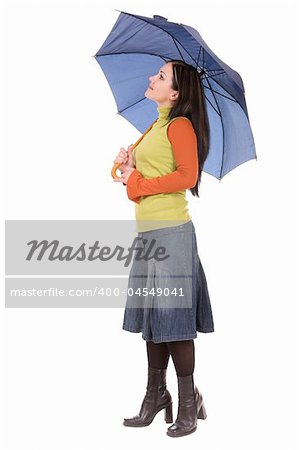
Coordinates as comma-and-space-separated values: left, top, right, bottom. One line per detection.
122, 220, 214, 343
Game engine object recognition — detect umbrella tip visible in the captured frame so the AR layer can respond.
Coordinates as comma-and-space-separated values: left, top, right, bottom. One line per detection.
153, 15, 168, 21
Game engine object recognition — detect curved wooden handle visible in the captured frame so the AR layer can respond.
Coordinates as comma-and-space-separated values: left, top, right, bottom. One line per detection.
111, 119, 158, 180
111, 162, 122, 180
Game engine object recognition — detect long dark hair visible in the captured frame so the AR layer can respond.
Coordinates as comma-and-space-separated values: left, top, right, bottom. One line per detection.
166, 60, 210, 197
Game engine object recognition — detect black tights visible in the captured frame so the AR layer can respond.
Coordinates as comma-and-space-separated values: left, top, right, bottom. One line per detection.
146, 340, 195, 377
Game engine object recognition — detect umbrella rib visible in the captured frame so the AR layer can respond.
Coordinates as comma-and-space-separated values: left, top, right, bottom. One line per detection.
203, 85, 238, 103
205, 75, 225, 179
171, 37, 185, 61
203, 69, 222, 116
118, 96, 148, 114
97, 51, 171, 60
195, 46, 202, 68
203, 95, 221, 117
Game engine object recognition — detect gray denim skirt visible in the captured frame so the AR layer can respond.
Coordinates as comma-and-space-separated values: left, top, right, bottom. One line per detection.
122, 219, 214, 343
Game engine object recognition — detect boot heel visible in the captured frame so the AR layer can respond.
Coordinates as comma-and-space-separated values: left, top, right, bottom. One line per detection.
164, 402, 173, 423
198, 401, 207, 420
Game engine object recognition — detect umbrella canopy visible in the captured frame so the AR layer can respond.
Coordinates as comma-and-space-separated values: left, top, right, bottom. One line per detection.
94, 10, 257, 180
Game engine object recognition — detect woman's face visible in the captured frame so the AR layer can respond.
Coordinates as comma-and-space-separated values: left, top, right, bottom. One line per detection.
145, 62, 179, 107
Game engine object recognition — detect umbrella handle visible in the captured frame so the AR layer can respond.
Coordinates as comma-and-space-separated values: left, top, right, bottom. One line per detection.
111, 119, 158, 180
111, 162, 123, 180
111, 144, 136, 180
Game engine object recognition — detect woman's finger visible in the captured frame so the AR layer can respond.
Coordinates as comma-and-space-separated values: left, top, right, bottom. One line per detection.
114, 156, 127, 163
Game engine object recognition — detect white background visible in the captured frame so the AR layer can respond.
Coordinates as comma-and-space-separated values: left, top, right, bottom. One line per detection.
1, 0, 298, 448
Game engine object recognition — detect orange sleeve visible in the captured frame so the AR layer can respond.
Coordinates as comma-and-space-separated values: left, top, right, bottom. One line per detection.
126, 118, 198, 203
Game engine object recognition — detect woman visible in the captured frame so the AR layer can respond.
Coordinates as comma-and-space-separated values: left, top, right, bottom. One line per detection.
113, 60, 214, 438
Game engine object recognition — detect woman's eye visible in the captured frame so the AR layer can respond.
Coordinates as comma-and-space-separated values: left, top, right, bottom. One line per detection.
159, 74, 163, 79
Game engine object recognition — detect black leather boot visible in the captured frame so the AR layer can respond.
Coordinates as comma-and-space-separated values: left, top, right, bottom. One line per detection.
167, 374, 207, 437
123, 367, 173, 427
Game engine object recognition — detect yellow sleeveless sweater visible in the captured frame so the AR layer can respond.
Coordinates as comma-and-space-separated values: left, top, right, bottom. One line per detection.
132, 105, 192, 232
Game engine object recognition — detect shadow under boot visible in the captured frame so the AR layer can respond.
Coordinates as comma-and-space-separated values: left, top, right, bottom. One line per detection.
123, 367, 173, 427
167, 374, 207, 438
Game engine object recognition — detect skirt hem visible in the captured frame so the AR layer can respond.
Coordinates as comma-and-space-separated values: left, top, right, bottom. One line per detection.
122, 325, 214, 343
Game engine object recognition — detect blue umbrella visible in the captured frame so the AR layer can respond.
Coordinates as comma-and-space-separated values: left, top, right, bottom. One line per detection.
93, 10, 257, 180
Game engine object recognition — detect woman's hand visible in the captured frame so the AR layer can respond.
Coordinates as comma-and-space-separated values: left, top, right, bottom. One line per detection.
113, 167, 135, 185
113, 144, 135, 173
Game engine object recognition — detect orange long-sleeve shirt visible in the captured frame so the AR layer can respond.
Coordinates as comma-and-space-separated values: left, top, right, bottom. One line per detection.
126, 117, 198, 203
